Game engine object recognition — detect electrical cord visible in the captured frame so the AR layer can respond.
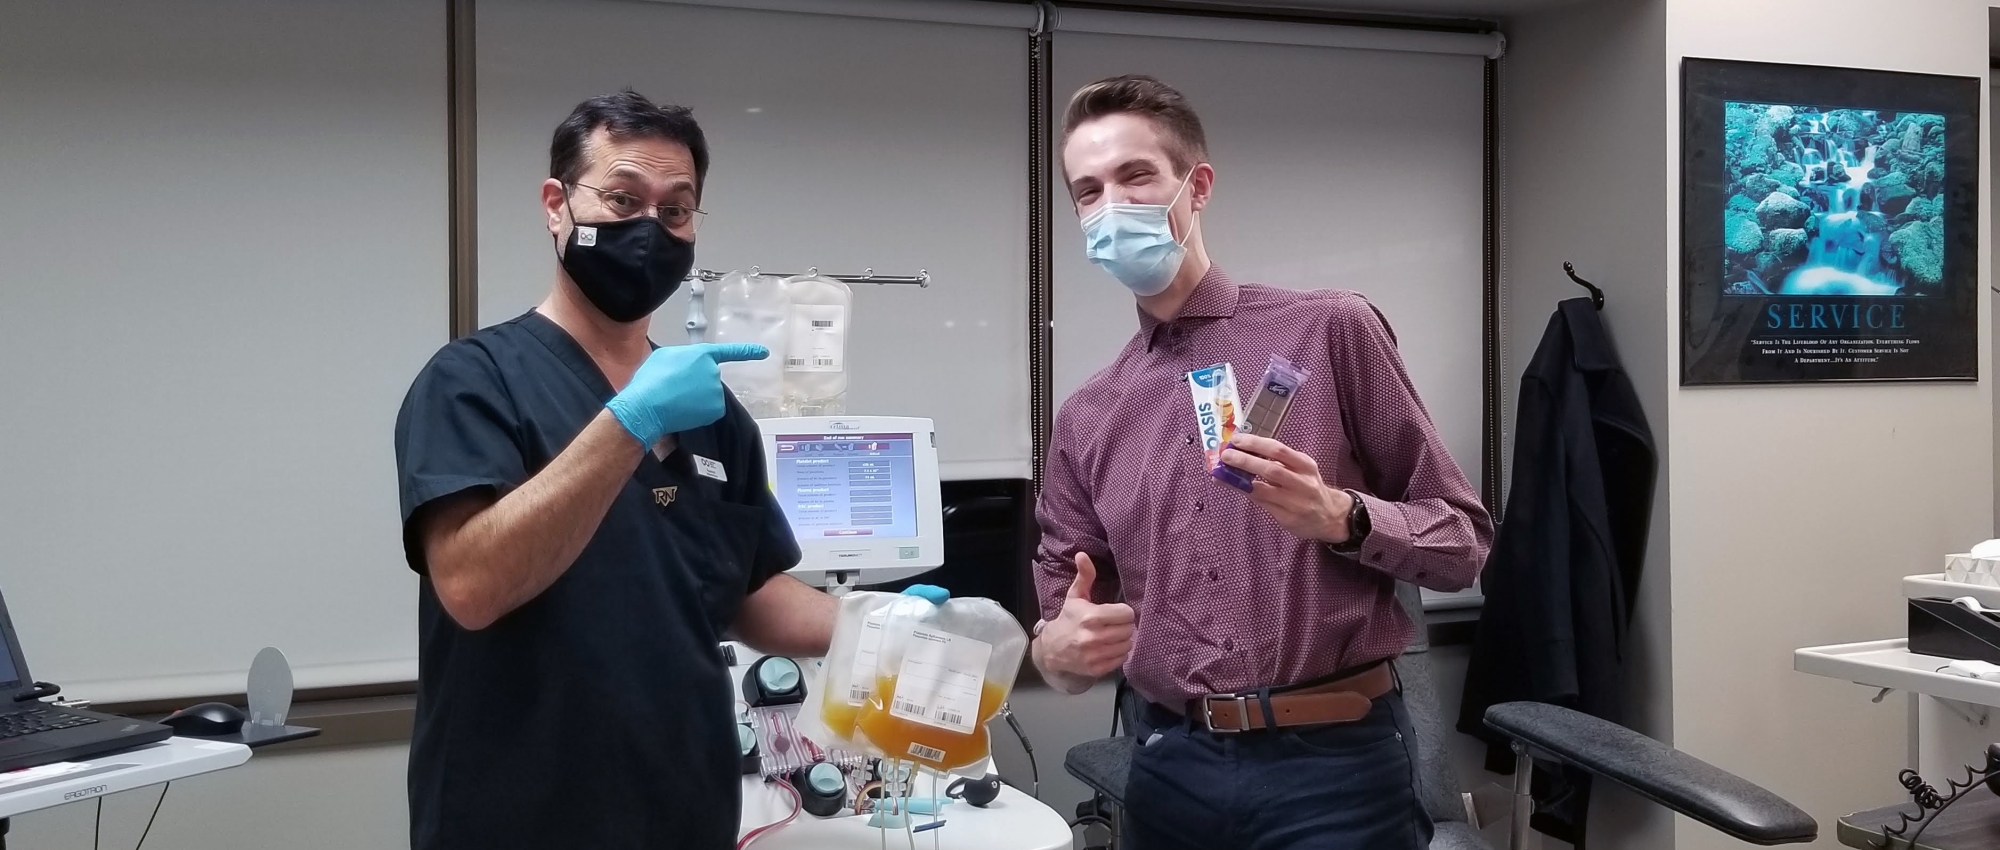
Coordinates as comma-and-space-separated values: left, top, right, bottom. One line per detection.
134, 783, 170, 850
94, 797, 102, 850
997, 703, 1038, 799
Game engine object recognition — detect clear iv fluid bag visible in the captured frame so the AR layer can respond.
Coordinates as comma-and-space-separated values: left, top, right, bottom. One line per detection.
782, 274, 851, 417
708, 271, 790, 419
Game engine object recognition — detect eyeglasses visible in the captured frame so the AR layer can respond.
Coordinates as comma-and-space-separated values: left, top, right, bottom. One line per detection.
568, 182, 706, 233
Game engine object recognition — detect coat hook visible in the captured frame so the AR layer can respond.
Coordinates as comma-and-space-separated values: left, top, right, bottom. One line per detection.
1563, 261, 1605, 311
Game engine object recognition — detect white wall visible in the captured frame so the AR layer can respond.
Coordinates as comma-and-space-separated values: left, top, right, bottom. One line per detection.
0, 0, 437, 705
1664, 3, 1993, 848
1497, 0, 1674, 846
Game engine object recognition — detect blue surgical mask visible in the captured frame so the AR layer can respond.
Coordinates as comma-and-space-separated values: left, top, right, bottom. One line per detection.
1080, 170, 1195, 297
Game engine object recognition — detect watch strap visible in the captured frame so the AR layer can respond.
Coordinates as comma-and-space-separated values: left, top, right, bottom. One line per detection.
1326, 489, 1372, 555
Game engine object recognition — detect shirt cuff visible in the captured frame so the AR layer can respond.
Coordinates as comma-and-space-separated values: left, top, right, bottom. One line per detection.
1353, 492, 1416, 578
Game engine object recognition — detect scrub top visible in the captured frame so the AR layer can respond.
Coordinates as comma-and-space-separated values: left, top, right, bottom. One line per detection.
393, 311, 800, 850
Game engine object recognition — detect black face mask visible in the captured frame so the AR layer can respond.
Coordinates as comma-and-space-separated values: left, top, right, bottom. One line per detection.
555, 206, 695, 323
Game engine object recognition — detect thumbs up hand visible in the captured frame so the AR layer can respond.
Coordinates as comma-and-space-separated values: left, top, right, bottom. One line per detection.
1035, 553, 1136, 683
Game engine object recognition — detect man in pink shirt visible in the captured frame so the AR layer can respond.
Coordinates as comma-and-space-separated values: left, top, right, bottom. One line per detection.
1030, 75, 1493, 850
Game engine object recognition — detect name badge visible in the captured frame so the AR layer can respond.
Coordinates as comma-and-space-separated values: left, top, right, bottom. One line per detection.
693, 455, 728, 482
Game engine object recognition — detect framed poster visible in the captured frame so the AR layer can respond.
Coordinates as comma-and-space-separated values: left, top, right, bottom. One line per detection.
1681, 58, 1979, 385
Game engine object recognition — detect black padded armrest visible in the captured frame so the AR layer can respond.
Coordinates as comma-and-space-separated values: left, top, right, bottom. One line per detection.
1484, 702, 1816, 846
1064, 737, 1132, 806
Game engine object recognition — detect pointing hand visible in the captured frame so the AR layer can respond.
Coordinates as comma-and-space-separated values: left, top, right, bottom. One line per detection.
605, 343, 769, 447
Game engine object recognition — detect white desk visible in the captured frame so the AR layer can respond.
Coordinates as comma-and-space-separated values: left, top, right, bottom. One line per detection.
1795, 637, 2000, 783
738, 773, 1071, 850
0, 736, 251, 846
1795, 575, 2000, 782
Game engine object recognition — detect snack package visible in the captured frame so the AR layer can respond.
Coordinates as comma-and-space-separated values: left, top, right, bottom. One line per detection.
1213, 357, 1311, 492
797, 590, 900, 753
853, 586, 1026, 772
1187, 363, 1240, 476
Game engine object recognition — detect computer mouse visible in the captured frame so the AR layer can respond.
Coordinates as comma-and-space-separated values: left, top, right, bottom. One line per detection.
161, 702, 246, 736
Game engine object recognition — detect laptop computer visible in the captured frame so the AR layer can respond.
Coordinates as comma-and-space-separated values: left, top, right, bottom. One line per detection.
0, 588, 172, 773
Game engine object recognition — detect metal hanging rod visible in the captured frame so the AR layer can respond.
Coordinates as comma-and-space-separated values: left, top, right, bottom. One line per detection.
686, 267, 930, 287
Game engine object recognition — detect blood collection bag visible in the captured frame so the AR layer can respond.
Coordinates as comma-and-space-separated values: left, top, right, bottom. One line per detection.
797, 591, 899, 752
853, 587, 1026, 772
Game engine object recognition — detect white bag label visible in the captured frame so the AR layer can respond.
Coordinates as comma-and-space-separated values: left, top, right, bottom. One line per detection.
846, 613, 886, 705
785, 305, 846, 373
887, 627, 992, 734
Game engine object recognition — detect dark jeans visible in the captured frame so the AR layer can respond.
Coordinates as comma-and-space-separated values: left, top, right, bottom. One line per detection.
1123, 691, 1432, 850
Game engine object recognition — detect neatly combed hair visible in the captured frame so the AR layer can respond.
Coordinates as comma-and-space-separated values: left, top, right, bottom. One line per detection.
1061, 74, 1208, 175
548, 89, 709, 196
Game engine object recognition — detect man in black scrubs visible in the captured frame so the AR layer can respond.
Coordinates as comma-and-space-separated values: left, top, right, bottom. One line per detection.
394, 91, 836, 850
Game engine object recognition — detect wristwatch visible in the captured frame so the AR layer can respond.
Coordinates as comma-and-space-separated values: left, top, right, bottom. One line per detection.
1326, 489, 1372, 555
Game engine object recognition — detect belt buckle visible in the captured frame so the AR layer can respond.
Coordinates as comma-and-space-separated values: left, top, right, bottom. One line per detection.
1203, 695, 1253, 734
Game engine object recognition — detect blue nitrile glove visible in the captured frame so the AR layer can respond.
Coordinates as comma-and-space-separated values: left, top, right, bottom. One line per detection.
605, 343, 769, 447
901, 585, 950, 605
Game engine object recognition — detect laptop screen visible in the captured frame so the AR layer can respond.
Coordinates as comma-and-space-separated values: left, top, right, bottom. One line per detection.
0, 630, 19, 691
0, 595, 22, 692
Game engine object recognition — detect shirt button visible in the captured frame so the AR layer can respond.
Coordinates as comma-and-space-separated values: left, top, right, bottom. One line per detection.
1223, 638, 1235, 651
1194, 501, 1204, 512
1184, 435, 1196, 446
1207, 570, 1219, 582
1415, 570, 1426, 579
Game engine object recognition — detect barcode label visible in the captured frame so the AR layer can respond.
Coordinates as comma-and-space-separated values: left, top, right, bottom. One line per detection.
786, 304, 846, 373
847, 612, 887, 705
908, 742, 946, 763
886, 627, 992, 735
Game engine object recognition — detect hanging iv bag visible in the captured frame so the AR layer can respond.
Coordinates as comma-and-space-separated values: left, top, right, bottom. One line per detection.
707, 270, 791, 419
781, 273, 851, 417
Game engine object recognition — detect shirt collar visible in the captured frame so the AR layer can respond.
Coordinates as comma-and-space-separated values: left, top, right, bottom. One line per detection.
518, 310, 654, 402
1140, 265, 1239, 346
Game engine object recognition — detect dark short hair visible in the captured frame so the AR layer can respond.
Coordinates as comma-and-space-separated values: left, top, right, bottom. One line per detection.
548, 89, 709, 197
1061, 74, 1208, 176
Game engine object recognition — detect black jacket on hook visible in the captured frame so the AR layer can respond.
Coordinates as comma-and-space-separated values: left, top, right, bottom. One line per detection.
1457, 297, 1656, 849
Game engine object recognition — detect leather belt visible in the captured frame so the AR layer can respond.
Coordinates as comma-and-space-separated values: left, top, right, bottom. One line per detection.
1188, 663, 1395, 734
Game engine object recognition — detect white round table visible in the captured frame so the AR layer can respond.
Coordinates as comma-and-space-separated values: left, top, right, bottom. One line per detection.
738, 772, 1072, 850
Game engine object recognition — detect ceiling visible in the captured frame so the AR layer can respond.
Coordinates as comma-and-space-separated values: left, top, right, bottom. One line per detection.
1080, 0, 1600, 22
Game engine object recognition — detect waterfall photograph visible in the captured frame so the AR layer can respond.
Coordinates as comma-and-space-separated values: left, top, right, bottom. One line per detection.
1721, 102, 1945, 298
1681, 58, 1977, 385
